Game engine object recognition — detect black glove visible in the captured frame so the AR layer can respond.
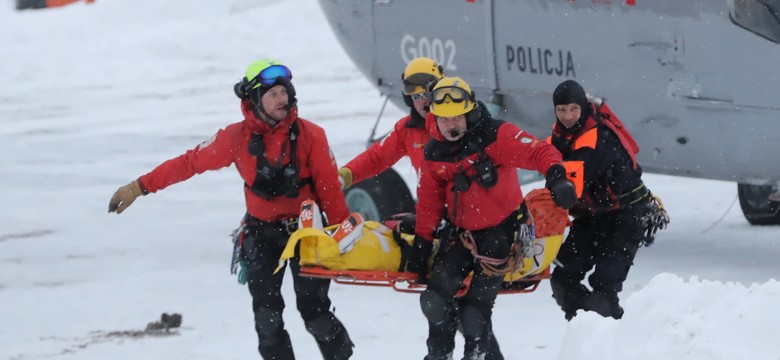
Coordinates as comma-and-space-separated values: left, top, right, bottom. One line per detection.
407, 235, 433, 284
545, 164, 577, 210
384, 213, 416, 234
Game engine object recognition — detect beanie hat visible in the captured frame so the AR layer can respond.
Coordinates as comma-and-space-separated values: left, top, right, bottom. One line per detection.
553, 80, 588, 108
553, 80, 592, 131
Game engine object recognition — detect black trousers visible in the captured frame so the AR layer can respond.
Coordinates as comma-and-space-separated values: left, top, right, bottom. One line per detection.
550, 204, 645, 316
244, 222, 353, 360
421, 214, 516, 359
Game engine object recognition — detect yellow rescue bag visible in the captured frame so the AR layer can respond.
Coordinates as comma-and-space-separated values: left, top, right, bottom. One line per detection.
277, 221, 411, 273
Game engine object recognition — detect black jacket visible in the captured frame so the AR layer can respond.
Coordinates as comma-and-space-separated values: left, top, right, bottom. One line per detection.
551, 115, 644, 217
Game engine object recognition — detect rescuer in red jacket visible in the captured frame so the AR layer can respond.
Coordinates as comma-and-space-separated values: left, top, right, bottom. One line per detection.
340, 58, 506, 360
337, 57, 442, 191
108, 59, 353, 360
409, 76, 576, 360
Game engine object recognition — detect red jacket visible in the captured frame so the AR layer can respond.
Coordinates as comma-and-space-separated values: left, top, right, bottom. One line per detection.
138, 100, 349, 224
344, 112, 428, 184
416, 107, 563, 240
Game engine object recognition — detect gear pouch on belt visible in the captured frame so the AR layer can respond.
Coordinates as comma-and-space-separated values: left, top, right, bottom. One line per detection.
239, 217, 298, 268
229, 222, 248, 285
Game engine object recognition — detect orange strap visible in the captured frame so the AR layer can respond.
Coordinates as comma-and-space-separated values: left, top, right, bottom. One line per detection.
563, 161, 584, 198
46, 0, 80, 7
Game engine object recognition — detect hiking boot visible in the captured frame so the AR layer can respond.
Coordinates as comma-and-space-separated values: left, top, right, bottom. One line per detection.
462, 348, 486, 360
550, 273, 591, 321
316, 329, 353, 360
561, 289, 587, 321
424, 352, 453, 360
483, 329, 503, 360
584, 291, 624, 319
463, 338, 488, 360
257, 330, 295, 360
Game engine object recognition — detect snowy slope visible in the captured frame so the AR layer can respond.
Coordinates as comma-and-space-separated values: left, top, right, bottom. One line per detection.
1, 1, 779, 359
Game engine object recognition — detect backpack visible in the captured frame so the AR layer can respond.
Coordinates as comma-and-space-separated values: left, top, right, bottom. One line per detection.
590, 97, 640, 169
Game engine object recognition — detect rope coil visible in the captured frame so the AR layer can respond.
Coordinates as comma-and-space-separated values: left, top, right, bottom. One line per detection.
459, 230, 521, 276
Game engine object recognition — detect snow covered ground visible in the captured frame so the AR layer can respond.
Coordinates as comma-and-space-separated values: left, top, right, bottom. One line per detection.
1, 1, 779, 359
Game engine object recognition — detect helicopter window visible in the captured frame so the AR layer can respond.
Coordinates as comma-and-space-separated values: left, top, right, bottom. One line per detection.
729, 0, 780, 43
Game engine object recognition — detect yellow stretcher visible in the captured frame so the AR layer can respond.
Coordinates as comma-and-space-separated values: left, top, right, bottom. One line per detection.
277, 189, 570, 295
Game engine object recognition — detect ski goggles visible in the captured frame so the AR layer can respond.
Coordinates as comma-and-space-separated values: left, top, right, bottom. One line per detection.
410, 92, 428, 101
247, 64, 293, 90
431, 86, 470, 105
402, 73, 438, 94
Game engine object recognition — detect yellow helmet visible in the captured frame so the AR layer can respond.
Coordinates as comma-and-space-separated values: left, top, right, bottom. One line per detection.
402, 57, 444, 95
429, 76, 476, 117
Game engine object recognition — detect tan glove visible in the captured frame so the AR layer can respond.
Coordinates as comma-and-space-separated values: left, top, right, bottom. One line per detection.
108, 180, 144, 214
338, 167, 353, 190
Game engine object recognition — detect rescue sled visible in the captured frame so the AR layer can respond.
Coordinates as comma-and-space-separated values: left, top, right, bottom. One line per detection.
277, 189, 570, 296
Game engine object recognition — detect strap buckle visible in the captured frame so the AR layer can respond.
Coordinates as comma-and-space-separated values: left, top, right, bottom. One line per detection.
282, 217, 299, 235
